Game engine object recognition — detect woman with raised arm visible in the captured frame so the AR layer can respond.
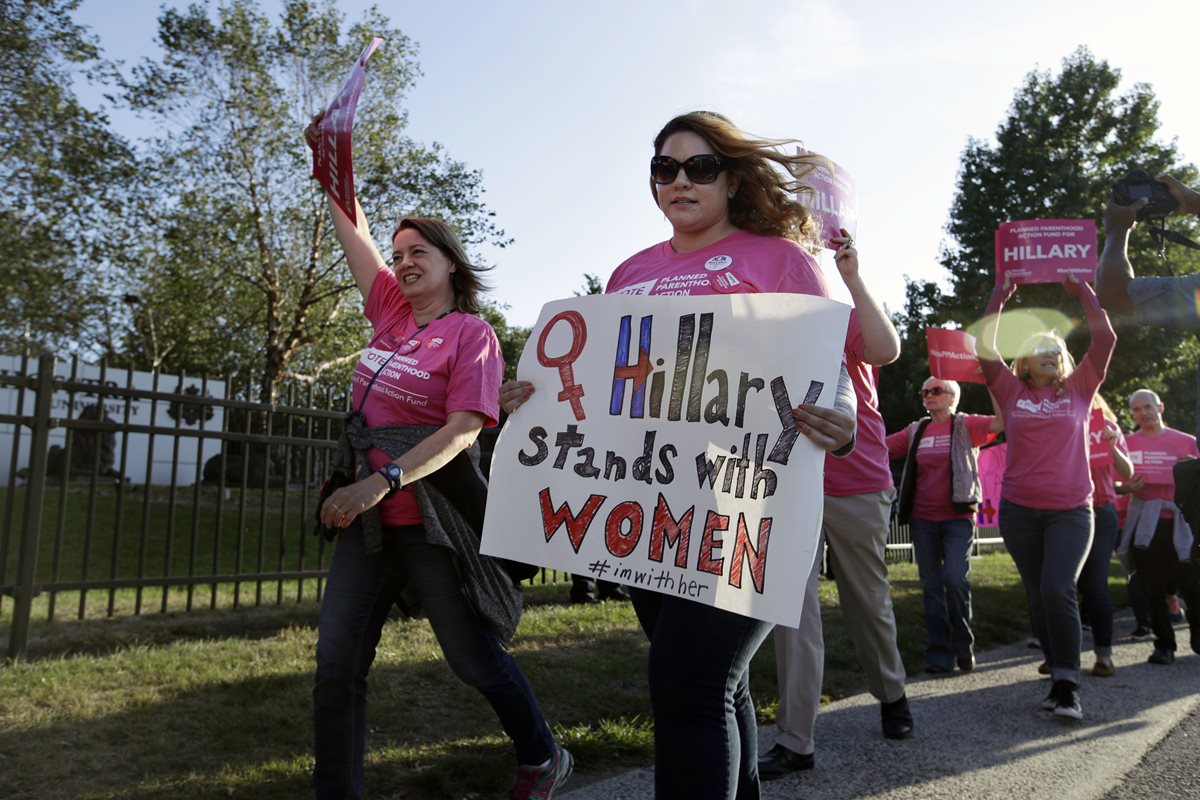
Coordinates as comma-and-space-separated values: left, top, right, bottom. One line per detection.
504, 111, 856, 800
977, 274, 1115, 721
305, 121, 571, 800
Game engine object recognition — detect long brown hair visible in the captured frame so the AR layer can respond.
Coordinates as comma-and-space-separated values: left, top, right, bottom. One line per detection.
652, 111, 826, 248
392, 217, 491, 314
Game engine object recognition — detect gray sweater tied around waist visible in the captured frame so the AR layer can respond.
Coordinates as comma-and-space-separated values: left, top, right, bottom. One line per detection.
330, 410, 523, 644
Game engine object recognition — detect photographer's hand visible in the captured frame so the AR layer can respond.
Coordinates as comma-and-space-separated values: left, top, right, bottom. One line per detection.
1155, 174, 1200, 216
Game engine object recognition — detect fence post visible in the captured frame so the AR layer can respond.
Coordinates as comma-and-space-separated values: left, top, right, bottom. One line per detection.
7, 354, 55, 660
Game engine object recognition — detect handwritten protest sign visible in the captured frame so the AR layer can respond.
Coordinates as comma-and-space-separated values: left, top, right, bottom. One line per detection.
481, 293, 849, 627
994, 219, 1097, 286
798, 149, 856, 251
1088, 407, 1114, 467
925, 327, 982, 384
309, 37, 384, 224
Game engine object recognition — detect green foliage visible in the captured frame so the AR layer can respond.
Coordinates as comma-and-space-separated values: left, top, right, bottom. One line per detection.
109, 0, 511, 402
881, 48, 1200, 433
480, 302, 531, 382
0, 0, 138, 356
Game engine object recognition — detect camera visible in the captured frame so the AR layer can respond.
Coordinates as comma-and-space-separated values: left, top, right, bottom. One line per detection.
1112, 169, 1178, 221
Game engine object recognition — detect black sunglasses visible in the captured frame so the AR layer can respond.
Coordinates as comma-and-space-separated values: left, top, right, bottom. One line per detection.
650, 154, 727, 185
920, 387, 948, 398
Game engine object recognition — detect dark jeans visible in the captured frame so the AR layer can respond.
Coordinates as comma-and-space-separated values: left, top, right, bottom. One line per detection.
630, 588, 774, 800
999, 500, 1093, 685
1078, 503, 1118, 653
910, 517, 975, 669
313, 525, 554, 799
1130, 518, 1200, 653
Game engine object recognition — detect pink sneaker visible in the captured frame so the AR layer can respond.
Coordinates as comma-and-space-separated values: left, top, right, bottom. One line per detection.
509, 745, 574, 799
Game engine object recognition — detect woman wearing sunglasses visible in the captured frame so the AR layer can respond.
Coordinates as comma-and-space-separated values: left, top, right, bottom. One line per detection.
977, 274, 1116, 720
887, 379, 1003, 675
506, 110, 856, 799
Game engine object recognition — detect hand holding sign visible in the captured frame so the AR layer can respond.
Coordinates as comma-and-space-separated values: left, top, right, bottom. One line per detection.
307, 37, 384, 224
797, 150, 856, 251
994, 219, 1098, 286
925, 327, 983, 384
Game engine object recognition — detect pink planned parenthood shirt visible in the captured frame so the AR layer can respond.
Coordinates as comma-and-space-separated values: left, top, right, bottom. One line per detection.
1126, 427, 1200, 503
606, 229, 828, 298
352, 267, 503, 525
824, 311, 892, 496
983, 363, 1103, 510
886, 414, 997, 520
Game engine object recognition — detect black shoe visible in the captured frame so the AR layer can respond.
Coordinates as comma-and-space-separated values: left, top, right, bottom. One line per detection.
757, 743, 814, 780
570, 592, 599, 605
957, 655, 975, 672
1148, 647, 1175, 665
1130, 627, 1153, 642
880, 694, 914, 740
924, 664, 951, 675
599, 586, 631, 602
1052, 680, 1082, 720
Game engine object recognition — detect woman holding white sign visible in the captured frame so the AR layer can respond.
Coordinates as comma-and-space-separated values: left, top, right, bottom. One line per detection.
305, 119, 572, 800
505, 110, 856, 800
977, 274, 1115, 721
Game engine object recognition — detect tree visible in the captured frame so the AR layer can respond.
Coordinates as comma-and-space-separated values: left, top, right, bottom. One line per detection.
880, 48, 1200, 433
114, 0, 510, 403
0, 0, 138, 356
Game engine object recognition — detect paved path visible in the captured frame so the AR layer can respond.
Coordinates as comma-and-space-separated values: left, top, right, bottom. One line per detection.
560, 616, 1200, 799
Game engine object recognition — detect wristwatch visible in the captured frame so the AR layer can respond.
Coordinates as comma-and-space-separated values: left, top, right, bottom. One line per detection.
378, 463, 404, 493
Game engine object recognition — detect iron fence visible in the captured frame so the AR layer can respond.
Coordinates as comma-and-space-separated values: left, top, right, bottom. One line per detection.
0, 354, 570, 659
0, 353, 1004, 659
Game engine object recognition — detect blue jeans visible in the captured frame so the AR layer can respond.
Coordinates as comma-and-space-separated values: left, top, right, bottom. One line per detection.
1078, 503, 1118, 654
631, 588, 774, 800
910, 517, 975, 670
313, 525, 554, 799
999, 500, 1093, 685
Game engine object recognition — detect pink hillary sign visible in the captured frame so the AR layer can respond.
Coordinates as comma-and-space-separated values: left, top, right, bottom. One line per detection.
798, 149, 856, 251
925, 327, 983, 384
309, 37, 384, 225
994, 219, 1097, 286
1087, 408, 1113, 467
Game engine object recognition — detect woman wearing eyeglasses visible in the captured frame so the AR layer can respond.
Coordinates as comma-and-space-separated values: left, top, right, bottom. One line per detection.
976, 275, 1115, 720
886, 378, 1002, 675
504, 111, 856, 799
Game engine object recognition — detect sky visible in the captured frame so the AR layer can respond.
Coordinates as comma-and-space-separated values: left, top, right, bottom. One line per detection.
74, 0, 1200, 328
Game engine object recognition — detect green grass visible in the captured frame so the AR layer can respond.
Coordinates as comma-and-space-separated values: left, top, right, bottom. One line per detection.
0, 551, 1114, 800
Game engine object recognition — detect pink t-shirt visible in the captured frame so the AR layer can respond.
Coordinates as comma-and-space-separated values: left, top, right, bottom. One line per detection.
982, 359, 1103, 510
824, 311, 892, 496
885, 414, 997, 520
1126, 427, 1199, 503
1088, 418, 1127, 508
606, 229, 828, 298
352, 268, 503, 525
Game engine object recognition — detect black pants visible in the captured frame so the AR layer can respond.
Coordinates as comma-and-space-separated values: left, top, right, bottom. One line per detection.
1130, 518, 1200, 653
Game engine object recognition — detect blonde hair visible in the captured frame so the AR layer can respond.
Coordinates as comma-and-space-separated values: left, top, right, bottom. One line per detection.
1092, 393, 1117, 423
1011, 331, 1075, 387
651, 111, 825, 248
